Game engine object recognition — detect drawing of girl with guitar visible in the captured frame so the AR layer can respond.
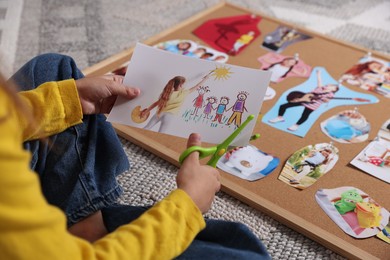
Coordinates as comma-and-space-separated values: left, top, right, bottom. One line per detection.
269, 70, 369, 132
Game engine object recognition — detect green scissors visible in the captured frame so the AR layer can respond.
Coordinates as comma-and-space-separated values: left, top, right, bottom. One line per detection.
179, 114, 260, 167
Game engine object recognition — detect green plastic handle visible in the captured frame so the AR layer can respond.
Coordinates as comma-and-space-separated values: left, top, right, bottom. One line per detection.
179, 146, 217, 164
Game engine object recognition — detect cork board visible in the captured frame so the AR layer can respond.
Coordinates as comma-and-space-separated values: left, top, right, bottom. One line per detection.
84, 2, 390, 259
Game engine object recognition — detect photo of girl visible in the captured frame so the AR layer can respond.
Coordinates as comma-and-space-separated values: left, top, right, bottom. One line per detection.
262, 67, 378, 137
340, 55, 390, 98
258, 53, 311, 83
278, 142, 338, 190
261, 26, 311, 53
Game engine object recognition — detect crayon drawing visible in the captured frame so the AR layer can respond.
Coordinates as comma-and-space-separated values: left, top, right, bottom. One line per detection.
108, 43, 271, 146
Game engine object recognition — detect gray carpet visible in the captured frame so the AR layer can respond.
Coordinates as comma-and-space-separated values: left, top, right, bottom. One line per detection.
3, 0, 390, 259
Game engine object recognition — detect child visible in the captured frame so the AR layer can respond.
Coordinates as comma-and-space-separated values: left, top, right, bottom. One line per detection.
0, 54, 270, 259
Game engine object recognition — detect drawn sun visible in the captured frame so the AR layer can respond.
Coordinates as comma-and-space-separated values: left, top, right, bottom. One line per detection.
212, 65, 233, 80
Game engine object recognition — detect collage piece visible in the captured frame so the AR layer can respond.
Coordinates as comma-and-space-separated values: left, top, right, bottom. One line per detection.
153, 39, 229, 63
350, 118, 390, 184
316, 187, 389, 239
340, 54, 390, 98
261, 26, 311, 53
279, 142, 338, 190
108, 43, 271, 146
320, 108, 370, 144
258, 52, 312, 83
217, 144, 279, 181
262, 67, 378, 137
193, 14, 261, 56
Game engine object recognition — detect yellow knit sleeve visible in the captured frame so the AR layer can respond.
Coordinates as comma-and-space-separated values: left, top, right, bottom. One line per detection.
18, 79, 83, 141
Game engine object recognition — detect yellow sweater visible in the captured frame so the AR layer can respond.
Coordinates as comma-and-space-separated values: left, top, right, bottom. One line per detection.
0, 79, 205, 259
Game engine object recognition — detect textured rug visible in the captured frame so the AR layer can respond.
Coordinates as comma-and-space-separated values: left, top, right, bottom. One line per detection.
3, 0, 390, 259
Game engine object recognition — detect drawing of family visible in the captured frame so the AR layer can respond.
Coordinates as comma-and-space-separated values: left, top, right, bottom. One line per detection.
138, 72, 250, 133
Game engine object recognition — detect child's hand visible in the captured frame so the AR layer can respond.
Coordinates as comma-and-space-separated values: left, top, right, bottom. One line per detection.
176, 133, 221, 213
76, 75, 140, 114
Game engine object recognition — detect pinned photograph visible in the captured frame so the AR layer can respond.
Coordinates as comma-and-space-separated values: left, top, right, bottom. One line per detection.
316, 187, 389, 239
320, 108, 370, 143
279, 142, 338, 190
258, 53, 311, 83
262, 67, 378, 137
340, 54, 390, 98
261, 26, 311, 53
217, 145, 279, 181
193, 14, 261, 56
153, 39, 229, 63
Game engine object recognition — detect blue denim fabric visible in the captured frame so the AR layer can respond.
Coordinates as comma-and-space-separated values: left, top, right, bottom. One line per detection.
10, 53, 129, 226
102, 205, 271, 259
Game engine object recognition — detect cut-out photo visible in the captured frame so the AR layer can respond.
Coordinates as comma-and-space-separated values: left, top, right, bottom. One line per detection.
340, 54, 390, 98
320, 109, 370, 143
350, 128, 390, 184
108, 43, 271, 146
153, 39, 229, 63
378, 118, 390, 141
217, 145, 279, 181
262, 67, 378, 137
261, 26, 311, 53
258, 53, 311, 83
193, 14, 261, 56
377, 220, 390, 244
316, 187, 389, 239
279, 142, 339, 190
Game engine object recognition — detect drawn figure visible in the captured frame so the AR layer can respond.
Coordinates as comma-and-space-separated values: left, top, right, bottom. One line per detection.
227, 91, 248, 127
340, 58, 390, 98
213, 96, 230, 123
228, 31, 255, 55
269, 70, 339, 132
203, 96, 217, 119
192, 86, 210, 116
334, 189, 363, 215
289, 148, 333, 185
140, 72, 212, 132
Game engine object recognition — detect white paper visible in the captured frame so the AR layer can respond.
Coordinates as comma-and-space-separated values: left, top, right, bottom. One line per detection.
108, 43, 271, 146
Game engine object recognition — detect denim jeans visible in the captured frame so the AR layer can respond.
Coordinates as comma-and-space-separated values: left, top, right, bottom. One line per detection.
10, 53, 129, 226
12, 53, 270, 259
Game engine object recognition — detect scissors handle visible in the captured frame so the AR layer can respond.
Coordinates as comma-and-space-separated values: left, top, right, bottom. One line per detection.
179, 146, 217, 165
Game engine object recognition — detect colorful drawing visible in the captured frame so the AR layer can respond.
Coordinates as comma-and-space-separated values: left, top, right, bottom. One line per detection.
258, 53, 312, 83
108, 43, 271, 146
154, 39, 229, 63
193, 14, 261, 55
217, 144, 279, 181
226, 91, 249, 127
315, 186, 389, 238
261, 26, 311, 53
339, 54, 390, 98
320, 108, 370, 143
279, 142, 339, 190
262, 67, 378, 137
350, 123, 390, 184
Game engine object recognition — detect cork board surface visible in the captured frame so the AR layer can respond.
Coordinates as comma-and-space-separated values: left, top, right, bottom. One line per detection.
85, 3, 390, 259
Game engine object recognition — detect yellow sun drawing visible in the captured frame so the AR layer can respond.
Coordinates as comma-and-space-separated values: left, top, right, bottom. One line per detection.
212, 65, 233, 81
